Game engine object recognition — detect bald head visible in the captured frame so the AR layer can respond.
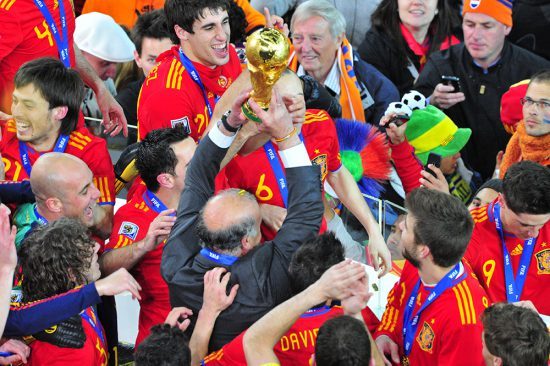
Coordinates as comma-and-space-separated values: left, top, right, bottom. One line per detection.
31, 153, 91, 200
197, 189, 262, 255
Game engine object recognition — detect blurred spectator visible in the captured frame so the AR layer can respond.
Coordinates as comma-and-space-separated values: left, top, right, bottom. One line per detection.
251, 0, 382, 49
358, 0, 461, 96
74, 12, 135, 129
414, 0, 550, 180
288, 0, 399, 125
499, 70, 550, 178
508, 0, 550, 60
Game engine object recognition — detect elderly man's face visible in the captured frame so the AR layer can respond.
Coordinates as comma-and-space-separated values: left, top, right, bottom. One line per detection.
83, 51, 117, 80
462, 12, 510, 67
291, 16, 341, 83
522, 81, 550, 137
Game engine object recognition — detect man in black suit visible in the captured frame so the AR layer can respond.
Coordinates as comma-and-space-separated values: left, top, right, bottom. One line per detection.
161, 84, 324, 351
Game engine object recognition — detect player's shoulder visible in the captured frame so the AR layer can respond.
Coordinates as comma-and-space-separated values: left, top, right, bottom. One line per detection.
1, 119, 18, 145
304, 109, 332, 125
469, 204, 490, 224
142, 47, 189, 92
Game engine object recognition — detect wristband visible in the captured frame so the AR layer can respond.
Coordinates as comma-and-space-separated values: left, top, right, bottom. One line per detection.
221, 110, 240, 133
273, 127, 297, 143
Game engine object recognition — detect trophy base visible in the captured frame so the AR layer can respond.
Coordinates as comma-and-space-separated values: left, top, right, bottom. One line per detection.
242, 100, 266, 123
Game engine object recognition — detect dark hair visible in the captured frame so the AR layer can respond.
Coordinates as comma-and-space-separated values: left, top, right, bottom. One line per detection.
164, 0, 231, 44
475, 178, 503, 196
19, 218, 95, 302
482, 303, 550, 366
502, 161, 550, 215
405, 188, 473, 267
289, 232, 345, 294
370, 0, 461, 67
315, 315, 371, 366
135, 324, 191, 366
227, 0, 248, 44
195, 189, 259, 253
136, 127, 190, 192
530, 69, 550, 85
132, 10, 172, 55
14, 58, 85, 135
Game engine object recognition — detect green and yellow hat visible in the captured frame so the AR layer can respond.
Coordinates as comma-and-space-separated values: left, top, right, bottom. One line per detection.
405, 105, 472, 164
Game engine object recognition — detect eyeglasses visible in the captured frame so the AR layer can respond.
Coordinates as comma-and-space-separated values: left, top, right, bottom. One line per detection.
520, 97, 550, 111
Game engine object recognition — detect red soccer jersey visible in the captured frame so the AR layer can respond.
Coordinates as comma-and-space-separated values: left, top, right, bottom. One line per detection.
105, 191, 171, 346
137, 45, 242, 142
27, 307, 108, 366
465, 201, 550, 315
375, 261, 488, 366
202, 305, 380, 366
0, 0, 76, 112
0, 119, 115, 205
221, 109, 342, 240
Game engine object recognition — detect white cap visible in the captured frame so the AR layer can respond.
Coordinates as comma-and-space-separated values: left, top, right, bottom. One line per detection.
74, 12, 135, 62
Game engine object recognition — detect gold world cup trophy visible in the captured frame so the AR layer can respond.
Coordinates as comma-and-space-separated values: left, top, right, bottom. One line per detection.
241, 27, 290, 123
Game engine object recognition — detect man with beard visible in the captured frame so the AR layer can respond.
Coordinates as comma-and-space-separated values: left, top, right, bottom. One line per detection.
375, 188, 487, 366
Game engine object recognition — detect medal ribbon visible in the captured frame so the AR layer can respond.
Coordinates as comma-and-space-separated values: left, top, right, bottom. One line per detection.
80, 308, 105, 344
263, 134, 305, 208
178, 48, 219, 119
33, 0, 71, 68
402, 262, 465, 355
143, 190, 175, 216
199, 248, 238, 266
33, 204, 48, 226
19, 134, 69, 176
493, 203, 536, 302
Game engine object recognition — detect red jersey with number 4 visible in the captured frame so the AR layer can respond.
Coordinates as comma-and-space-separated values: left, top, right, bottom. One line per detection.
202, 305, 379, 366
27, 307, 108, 366
0, 0, 76, 112
375, 261, 488, 366
221, 109, 342, 240
0, 119, 115, 205
137, 45, 242, 142
465, 202, 550, 315
105, 192, 170, 346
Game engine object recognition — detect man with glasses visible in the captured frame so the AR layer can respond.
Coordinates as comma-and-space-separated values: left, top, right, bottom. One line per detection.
499, 70, 550, 177
414, 0, 550, 180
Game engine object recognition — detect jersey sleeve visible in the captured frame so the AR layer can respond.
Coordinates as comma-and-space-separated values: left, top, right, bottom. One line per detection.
325, 114, 342, 172
75, 132, 116, 205
105, 205, 150, 252
376, 263, 413, 343
0, 10, 22, 63
4, 284, 100, 337
463, 207, 487, 273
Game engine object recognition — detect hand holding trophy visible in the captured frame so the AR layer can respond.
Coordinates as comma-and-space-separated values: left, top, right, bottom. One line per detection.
241, 27, 290, 123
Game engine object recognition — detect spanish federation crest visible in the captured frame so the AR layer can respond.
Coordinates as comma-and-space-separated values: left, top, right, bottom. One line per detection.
535, 248, 550, 275
119, 222, 139, 240
416, 321, 435, 353
311, 154, 328, 180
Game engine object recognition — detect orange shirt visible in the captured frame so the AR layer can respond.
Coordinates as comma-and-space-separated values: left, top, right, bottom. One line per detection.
81, 0, 164, 28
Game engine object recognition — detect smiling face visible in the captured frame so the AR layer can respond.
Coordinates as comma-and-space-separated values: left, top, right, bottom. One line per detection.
398, 0, 438, 32
179, 7, 230, 68
463, 12, 510, 68
522, 81, 550, 137
291, 16, 341, 83
11, 83, 61, 150
58, 163, 100, 228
